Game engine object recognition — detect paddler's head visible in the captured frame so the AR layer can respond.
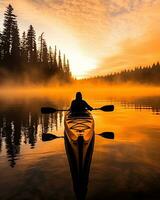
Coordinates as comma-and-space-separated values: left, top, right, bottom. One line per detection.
76, 92, 82, 100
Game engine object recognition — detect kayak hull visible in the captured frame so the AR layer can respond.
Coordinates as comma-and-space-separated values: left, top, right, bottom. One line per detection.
64, 111, 95, 197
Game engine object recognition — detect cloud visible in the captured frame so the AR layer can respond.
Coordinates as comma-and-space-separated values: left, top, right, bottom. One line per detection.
95, 29, 160, 75
89, 0, 160, 76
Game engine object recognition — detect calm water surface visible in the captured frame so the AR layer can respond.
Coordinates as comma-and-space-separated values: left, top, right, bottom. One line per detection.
0, 95, 160, 200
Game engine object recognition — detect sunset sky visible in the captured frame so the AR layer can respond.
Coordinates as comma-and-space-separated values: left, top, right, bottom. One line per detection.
0, 0, 160, 78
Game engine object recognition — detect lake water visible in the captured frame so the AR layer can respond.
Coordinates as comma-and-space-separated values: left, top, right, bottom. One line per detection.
0, 93, 160, 200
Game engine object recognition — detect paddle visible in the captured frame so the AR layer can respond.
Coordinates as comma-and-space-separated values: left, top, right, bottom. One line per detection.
42, 133, 63, 141
42, 132, 114, 142
94, 105, 114, 112
41, 107, 68, 114
97, 132, 114, 139
41, 105, 114, 114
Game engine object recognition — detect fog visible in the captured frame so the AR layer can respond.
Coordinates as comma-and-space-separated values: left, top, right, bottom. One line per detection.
0, 81, 160, 102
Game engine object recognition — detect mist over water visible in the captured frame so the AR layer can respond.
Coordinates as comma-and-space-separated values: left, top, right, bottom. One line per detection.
0, 84, 160, 200
0, 82, 160, 98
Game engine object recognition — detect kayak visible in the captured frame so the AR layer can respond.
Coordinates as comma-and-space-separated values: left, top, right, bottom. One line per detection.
64, 110, 95, 199
64, 120, 94, 200
64, 111, 94, 144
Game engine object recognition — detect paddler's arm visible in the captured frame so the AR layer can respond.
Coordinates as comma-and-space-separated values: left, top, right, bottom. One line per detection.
83, 101, 93, 111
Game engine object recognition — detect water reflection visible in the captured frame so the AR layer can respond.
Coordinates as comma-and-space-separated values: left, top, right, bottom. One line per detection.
64, 133, 94, 200
0, 95, 160, 199
0, 96, 159, 168
121, 96, 160, 114
0, 101, 64, 168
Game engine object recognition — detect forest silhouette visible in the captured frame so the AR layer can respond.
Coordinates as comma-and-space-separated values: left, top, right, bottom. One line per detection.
84, 62, 160, 85
0, 4, 160, 85
0, 4, 72, 83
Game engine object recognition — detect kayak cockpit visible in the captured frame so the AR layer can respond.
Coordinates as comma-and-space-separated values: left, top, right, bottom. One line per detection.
64, 111, 94, 143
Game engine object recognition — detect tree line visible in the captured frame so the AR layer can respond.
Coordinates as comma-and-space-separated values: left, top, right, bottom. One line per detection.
85, 62, 160, 84
0, 4, 72, 83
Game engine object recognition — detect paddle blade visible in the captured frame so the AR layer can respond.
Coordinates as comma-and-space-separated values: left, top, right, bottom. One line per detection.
98, 132, 114, 139
100, 105, 114, 112
41, 107, 57, 114
42, 133, 59, 141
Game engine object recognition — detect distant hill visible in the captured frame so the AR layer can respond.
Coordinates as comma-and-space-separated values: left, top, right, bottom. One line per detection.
84, 62, 160, 85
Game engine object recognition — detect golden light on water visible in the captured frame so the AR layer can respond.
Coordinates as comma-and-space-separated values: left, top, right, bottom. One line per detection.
0, 84, 160, 101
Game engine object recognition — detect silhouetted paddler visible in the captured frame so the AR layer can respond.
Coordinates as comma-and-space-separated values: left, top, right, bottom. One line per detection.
70, 92, 93, 113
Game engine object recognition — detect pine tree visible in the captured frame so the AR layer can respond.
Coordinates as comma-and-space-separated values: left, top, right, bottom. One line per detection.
27, 25, 37, 64
58, 50, 62, 71
11, 21, 20, 68
48, 46, 53, 65
53, 45, 57, 70
66, 59, 71, 76
42, 39, 48, 64
63, 54, 71, 80
20, 32, 28, 63
63, 54, 66, 71
2, 4, 18, 65
38, 32, 44, 63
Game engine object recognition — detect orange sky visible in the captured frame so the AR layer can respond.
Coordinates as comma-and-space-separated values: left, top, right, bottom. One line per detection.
0, 0, 160, 78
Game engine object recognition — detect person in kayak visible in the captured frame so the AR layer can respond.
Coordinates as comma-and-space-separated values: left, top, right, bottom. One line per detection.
70, 92, 93, 113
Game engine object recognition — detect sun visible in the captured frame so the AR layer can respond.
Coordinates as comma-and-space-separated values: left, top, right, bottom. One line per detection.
69, 53, 97, 79
44, 25, 97, 79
